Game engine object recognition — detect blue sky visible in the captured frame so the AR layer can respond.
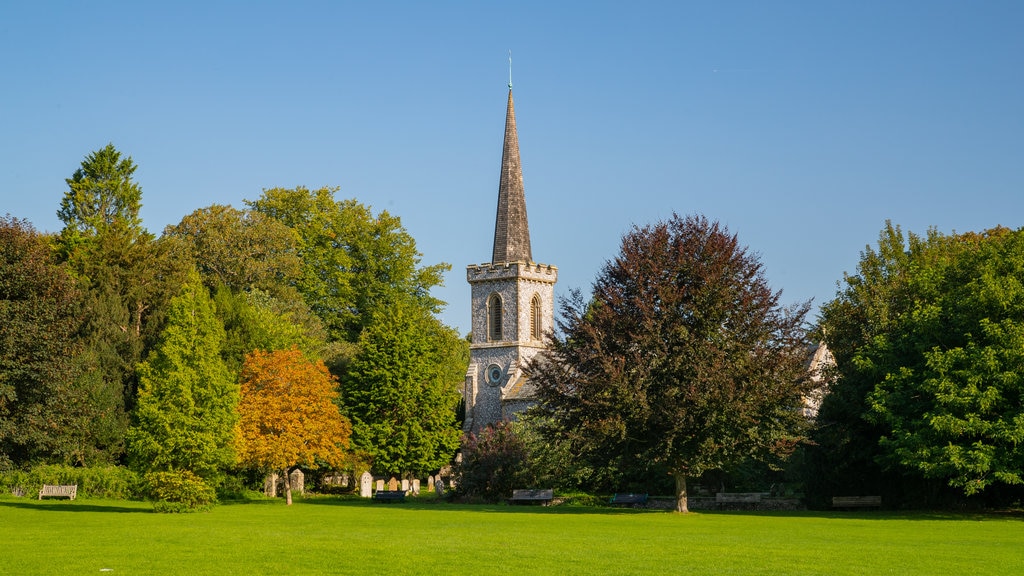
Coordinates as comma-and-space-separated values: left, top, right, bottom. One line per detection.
3, 1, 1023, 335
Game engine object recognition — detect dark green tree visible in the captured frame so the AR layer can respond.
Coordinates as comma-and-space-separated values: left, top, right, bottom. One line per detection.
339, 297, 467, 477
530, 214, 813, 512
0, 217, 122, 467
126, 270, 238, 484
816, 223, 1024, 502
55, 145, 190, 431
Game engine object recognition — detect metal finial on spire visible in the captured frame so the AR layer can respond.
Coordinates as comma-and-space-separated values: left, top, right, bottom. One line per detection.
508, 50, 513, 89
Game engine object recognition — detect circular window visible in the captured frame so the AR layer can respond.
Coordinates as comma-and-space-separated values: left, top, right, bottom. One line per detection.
486, 365, 503, 385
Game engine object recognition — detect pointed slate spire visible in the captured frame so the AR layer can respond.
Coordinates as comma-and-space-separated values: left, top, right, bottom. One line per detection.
491, 89, 532, 264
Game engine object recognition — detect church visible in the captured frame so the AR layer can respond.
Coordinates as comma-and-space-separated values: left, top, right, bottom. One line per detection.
462, 87, 557, 433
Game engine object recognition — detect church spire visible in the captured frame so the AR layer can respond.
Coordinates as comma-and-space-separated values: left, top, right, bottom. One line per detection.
491, 88, 532, 264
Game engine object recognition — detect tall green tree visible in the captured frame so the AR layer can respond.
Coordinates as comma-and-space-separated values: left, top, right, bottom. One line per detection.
55, 145, 190, 430
126, 270, 238, 483
247, 187, 448, 343
340, 297, 467, 477
816, 223, 1024, 502
0, 217, 122, 467
531, 214, 813, 512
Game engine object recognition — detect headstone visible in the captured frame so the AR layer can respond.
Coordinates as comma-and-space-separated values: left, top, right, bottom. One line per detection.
427, 475, 435, 492
360, 472, 373, 498
264, 473, 279, 497
401, 479, 410, 492
290, 469, 305, 495
376, 479, 385, 492
412, 479, 420, 496
435, 479, 445, 498
448, 477, 457, 490
388, 477, 398, 491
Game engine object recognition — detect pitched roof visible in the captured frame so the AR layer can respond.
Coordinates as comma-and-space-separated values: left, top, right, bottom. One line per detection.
491, 89, 533, 264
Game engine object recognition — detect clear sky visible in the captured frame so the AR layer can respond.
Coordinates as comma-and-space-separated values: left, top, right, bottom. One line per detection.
3, 1, 1023, 335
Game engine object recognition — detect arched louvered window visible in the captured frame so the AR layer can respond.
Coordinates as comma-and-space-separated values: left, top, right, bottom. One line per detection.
530, 294, 542, 340
488, 293, 503, 341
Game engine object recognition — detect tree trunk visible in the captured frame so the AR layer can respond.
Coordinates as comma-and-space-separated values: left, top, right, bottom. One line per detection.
674, 473, 690, 513
284, 468, 293, 506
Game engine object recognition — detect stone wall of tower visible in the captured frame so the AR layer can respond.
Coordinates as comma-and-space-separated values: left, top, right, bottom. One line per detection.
464, 261, 557, 432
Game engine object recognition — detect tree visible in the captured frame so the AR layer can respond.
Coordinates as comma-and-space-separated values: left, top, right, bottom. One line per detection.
164, 204, 301, 295
340, 297, 467, 477
55, 144, 190, 425
817, 223, 1024, 502
126, 270, 238, 485
235, 347, 351, 505
0, 217, 122, 467
56, 143, 143, 253
530, 214, 813, 512
247, 187, 448, 343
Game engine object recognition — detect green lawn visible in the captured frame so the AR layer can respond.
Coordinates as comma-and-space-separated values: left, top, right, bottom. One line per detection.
2, 497, 1022, 575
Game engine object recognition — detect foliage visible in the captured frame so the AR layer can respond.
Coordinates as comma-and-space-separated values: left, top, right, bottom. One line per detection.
165, 204, 301, 295
452, 421, 537, 502
340, 297, 467, 476
816, 222, 1024, 501
235, 347, 351, 476
0, 464, 142, 500
145, 470, 218, 512
54, 144, 191, 449
247, 187, 449, 343
126, 270, 238, 484
55, 143, 143, 251
531, 214, 812, 512
0, 217, 124, 467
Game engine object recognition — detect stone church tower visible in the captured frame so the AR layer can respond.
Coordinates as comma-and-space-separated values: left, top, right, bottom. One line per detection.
463, 88, 557, 433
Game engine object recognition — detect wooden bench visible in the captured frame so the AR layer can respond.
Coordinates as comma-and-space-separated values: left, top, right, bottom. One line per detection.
609, 493, 648, 506
373, 490, 406, 503
715, 492, 762, 509
509, 489, 553, 505
832, 496, 881, 509
38, 484, 77, 500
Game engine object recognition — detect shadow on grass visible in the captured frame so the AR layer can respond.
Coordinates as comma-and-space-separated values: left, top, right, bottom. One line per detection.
292, 495, 1024, 521
296, 495, 671, 516
0, 500, 150, 514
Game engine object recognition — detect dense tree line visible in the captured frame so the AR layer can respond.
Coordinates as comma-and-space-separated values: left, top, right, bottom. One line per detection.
0, 144, 467, 497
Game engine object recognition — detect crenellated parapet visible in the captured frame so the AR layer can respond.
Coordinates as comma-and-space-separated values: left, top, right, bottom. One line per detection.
466, 261, 558, 284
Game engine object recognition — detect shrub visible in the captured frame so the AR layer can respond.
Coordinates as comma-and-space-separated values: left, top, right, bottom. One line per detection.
452, 421, 537, 503
0, 465, 141, 499
145, 470, 217, 512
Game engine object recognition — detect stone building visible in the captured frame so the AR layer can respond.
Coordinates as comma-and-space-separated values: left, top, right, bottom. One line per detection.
463, 88, 557, 433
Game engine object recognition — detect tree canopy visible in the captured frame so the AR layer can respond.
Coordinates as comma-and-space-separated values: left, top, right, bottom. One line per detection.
235, 347, 351, 504
340, 297, 466, 477
531, 214, 813, 512
815, 223, 1024, 502
126, 270, 238, 484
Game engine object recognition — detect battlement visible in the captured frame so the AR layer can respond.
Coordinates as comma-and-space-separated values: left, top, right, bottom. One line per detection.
466, 261, 558, 283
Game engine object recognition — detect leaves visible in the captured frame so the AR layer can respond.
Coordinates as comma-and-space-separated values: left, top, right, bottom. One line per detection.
235, 347, 351, 473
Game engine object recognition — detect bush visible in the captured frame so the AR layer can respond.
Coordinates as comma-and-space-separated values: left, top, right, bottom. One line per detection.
145, 470, 217, 512
0, 465, 142, 499
452, 422, 537, 503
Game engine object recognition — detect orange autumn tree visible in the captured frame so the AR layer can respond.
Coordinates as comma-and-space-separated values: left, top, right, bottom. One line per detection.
235, 347, 351, 505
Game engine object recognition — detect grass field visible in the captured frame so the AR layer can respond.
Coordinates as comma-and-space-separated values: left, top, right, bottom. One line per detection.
2, 496, 1022, 575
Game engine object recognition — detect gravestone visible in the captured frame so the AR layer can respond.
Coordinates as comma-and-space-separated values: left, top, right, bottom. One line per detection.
290, 469, 305, 495
360, 472, 373, 498
435, 479, 445, 498
376, 479, 385, 492
388, 477, 398, 491
427, 475, 435, 492
412, 479, 420, 495
264, 473, 279, 497
401, 479, 410, 492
